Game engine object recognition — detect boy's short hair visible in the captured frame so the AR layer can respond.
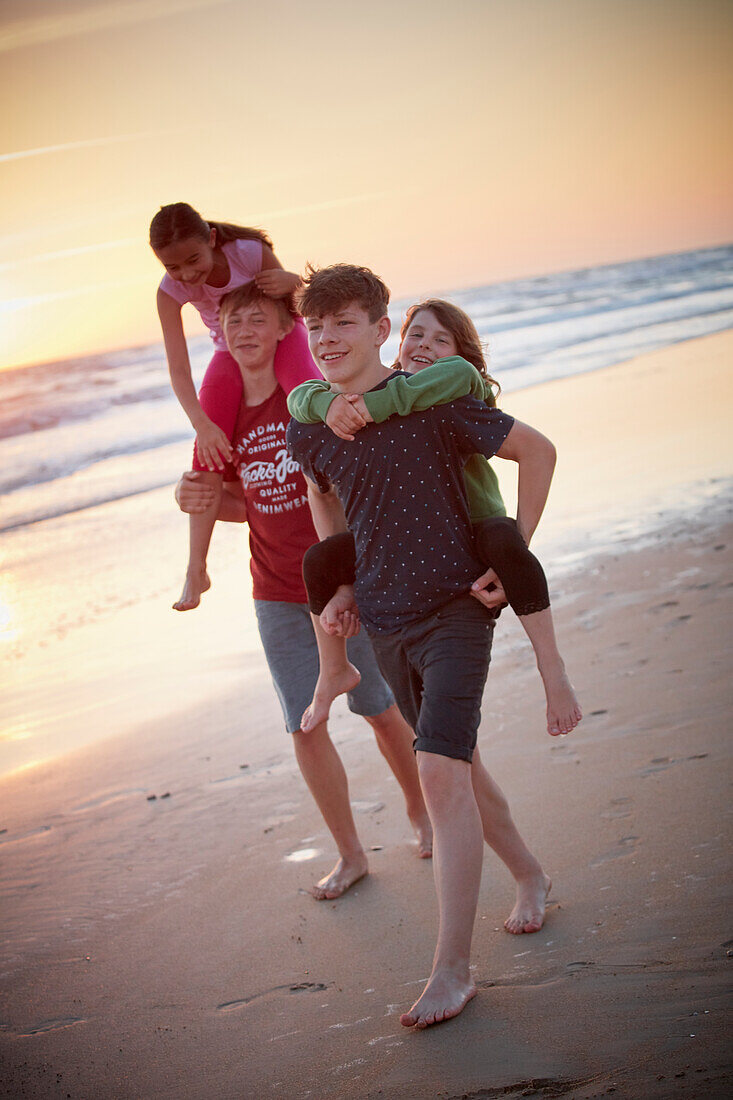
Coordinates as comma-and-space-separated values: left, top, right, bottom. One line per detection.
219, 283, 294, 331
297, 263, 390, 322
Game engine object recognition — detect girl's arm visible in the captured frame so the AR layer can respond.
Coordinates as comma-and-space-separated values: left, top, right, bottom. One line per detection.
254, 244, 302, 298
287, 357, 487, 441
287, 379, 339, 424
360, 356, 486, 423
157, 288, 233, 469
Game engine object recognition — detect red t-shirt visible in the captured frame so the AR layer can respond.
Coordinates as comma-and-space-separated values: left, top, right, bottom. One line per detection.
232, 384, 317, 602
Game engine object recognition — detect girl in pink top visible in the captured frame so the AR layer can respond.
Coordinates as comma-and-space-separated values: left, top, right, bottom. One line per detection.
150, 202, 320, 611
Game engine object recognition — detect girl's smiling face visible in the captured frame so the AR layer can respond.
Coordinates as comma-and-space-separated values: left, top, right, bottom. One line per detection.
154, 231, 217, 286
398, 309, 459, 373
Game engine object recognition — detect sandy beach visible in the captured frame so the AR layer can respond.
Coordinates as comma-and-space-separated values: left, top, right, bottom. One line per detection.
1, 332, 731, 1098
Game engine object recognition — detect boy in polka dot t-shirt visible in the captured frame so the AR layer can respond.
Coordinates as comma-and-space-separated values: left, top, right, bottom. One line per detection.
287, 263, 560, 1032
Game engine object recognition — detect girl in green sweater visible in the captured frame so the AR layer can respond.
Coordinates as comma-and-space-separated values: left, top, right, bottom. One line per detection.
288, 299, 581, 738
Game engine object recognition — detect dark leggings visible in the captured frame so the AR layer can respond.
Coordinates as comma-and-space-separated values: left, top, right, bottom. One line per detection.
302, 517, 550, 619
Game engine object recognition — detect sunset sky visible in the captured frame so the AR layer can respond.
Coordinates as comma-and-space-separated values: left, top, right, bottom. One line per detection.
1, 0, 732, 371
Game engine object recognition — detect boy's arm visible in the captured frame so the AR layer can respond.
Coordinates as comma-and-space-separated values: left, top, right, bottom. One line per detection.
361, 356, 486, 423
494, 420, 556, 544
304, 476, 359, 634
287, 380, 338, 424
175, 471, 248, 523
469, 419, 555, 610
304, 475, 349, 539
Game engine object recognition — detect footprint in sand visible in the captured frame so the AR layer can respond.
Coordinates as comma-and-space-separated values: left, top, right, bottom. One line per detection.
71, 789, 144, 813
550, 743, 580, 764
478, 971, 562, 991
0, 824, 52, 846
590, 835, 639, 868
601, 796, 634, 821
11, 1017, 86, 1038
637, 753, 708, 777
566, 960, 595, 973
217, 982, 329, 1012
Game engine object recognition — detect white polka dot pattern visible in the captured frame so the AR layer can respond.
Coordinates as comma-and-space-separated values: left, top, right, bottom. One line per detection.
288, 392, 513, 634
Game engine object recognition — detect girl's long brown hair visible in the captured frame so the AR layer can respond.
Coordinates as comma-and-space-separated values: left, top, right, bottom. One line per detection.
149, 202, 273, 252
396, 299, 500, 405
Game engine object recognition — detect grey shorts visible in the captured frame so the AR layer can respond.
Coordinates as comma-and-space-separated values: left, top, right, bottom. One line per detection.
253, 600, 395, 734
369, 594, 495, 763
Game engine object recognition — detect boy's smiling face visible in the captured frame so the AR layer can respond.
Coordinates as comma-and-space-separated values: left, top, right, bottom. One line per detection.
305, 303, 390, 391
222, 299, 288, 374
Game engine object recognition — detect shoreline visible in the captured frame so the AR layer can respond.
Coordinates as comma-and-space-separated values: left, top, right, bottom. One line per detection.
1, 332, 732, 1097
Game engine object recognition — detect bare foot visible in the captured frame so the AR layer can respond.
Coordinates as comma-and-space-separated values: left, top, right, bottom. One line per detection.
173, 567, 210, 611
400, 969, 477, 1029
310, 852, 368, 900
541, 664, 582, 736
300, 663, 362, 732
504, 872, 552, 934
410, 812, 433, 859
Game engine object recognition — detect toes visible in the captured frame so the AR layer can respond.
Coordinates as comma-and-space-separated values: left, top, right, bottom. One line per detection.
314, 880, 346, 900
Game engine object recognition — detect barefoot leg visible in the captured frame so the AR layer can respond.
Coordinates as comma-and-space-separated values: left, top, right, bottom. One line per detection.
310, 855, 368, 900
471, 747, 552, 934
516, 608, 583, 735
504, 875, 552, 935
301, 613, 361, 732
173, 566, 211, 611
400, 753, 481, 1029
291, 721, 368, 900
173, 471, 221, 611
362, 706, 433, 858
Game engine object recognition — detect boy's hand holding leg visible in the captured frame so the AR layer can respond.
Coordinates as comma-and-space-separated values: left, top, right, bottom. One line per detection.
470, 567, 508, 610
175, 471, 217, 514
320, 585, 361, 637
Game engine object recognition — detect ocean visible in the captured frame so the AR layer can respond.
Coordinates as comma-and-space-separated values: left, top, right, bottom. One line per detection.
2, 244, 732, 534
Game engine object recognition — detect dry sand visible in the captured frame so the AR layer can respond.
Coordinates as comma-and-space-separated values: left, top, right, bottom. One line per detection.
1, 333, 731, 1099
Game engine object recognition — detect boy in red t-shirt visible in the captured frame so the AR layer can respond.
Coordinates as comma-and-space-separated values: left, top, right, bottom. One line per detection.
175, 284, 432, 899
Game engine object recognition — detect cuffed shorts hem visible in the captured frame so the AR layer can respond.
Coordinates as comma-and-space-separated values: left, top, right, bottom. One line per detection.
413, 737, 473, 763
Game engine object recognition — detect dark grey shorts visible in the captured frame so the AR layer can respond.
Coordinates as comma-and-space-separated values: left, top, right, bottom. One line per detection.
369, 594, 495, 763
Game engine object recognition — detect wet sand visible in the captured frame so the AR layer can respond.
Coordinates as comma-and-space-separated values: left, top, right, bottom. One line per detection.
1, 332, 731, 1098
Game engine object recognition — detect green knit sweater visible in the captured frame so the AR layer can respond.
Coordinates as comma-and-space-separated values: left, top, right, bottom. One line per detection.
287, 355, 506, 521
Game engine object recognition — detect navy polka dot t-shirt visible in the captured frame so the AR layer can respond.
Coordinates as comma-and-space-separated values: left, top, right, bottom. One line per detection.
287, 374, 514, 635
